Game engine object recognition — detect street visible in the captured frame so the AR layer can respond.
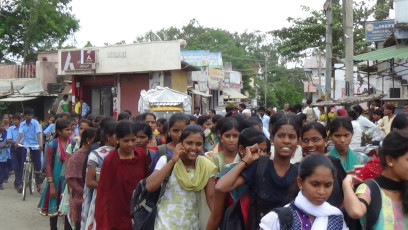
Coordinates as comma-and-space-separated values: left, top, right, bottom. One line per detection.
0, 174, 64, 230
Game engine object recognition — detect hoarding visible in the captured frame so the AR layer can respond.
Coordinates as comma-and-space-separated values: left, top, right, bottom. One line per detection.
365, 20, 395, 42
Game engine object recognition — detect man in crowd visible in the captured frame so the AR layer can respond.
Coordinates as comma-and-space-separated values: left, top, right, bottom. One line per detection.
378, 103, 395, 136
258, 106, 270, 130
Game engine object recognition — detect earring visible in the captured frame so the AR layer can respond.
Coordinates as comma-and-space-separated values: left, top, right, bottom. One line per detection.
389, 163, 393, 167
107, 138, 110, 142
299, 186, 303, 190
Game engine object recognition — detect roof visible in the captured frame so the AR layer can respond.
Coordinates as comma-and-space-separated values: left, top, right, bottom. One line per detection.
223, 87, 247, 99
188, 88, 212, 97
354, 45, 408, 61
311, 94, 385, 107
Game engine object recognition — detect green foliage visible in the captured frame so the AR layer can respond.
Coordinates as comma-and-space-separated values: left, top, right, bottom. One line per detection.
272, 0, 392, 62
0, 0, 79, 63
134, 19, 307, 108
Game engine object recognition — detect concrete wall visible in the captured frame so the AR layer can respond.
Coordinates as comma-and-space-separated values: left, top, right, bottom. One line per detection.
36, 61, 57, 90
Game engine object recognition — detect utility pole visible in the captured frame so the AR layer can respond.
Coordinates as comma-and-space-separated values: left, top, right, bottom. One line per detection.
343, 0, 354, 96
325, 0, 333, 100
317, 48, 322, 99
264, 55, 268, 107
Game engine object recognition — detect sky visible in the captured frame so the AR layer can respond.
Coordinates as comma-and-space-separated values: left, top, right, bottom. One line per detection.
69, 0, 325, 47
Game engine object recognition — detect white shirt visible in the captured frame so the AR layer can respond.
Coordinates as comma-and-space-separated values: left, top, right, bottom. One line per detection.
350, 120, 362, 149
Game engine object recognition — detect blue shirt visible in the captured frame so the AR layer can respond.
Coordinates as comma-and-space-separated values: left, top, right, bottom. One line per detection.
19, 119, 41, 150
7, 125, 20, 142
0, 131, 8, 162
43, 123, 55, 135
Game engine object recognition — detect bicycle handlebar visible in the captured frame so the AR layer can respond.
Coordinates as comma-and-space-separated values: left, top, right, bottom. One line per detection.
17, 144, 40, 149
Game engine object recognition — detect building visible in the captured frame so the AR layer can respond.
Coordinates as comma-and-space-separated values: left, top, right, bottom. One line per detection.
58, 41, 198, 118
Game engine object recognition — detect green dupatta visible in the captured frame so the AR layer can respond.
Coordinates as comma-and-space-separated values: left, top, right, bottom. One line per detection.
329, 147, 357, 171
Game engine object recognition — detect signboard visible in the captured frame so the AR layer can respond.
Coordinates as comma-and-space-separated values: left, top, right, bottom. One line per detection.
181, 50, 223, 69
61, 50, 96, 71
365, 20, 395, 42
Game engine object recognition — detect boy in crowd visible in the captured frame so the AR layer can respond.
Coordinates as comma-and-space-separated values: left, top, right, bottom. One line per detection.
6, 113, 23, 192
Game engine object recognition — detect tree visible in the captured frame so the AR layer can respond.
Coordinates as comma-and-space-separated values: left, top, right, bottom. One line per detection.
272, 0, 393, 62
0, 0, 79, 63
135, 20, 307, 108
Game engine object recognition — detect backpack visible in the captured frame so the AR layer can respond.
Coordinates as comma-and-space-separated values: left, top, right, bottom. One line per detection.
273, 207, 293, 230
343, 179, 382, 230
131, 156, 173, 230
224, 155, 269, 230
41, 138, 76, 171
157, 144, 167, 157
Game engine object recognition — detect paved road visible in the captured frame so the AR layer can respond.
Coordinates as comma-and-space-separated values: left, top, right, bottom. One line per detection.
0, 174, 64, 230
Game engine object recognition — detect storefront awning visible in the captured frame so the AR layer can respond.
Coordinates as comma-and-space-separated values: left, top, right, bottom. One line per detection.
223, 87, 247, 99
0, 96, 39, 102
188, 88, 212, 97
354, 45, 408, 61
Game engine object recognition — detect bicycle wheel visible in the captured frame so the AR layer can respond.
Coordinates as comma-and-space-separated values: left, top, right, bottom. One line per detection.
22, 163, 29, 201
29, 164, 34, 195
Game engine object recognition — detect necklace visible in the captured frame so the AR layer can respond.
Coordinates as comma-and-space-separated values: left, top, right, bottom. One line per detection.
375, 175, 403, 191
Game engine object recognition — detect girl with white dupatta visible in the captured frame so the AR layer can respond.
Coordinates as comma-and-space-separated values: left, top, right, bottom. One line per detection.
260, 154, 348, 230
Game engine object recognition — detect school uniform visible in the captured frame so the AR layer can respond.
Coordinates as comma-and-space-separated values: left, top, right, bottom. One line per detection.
7, 125, 23, 187
0, 130, 8, 188
18, 119, 43, 185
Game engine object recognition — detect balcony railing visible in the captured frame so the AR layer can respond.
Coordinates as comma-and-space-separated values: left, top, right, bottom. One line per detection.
0, 63, 36, 79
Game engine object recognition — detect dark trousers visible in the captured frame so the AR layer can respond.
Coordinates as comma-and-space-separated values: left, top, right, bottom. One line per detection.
0, 162, 7, 186
12, 147, 25, 187
20, 148, 44, 185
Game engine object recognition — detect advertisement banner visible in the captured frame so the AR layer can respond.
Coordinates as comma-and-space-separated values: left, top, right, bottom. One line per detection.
365, 20, 395, 42
181, 50, 223, 69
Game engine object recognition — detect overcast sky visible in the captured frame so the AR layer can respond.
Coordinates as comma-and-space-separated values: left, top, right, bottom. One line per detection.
69, 0, 326, 47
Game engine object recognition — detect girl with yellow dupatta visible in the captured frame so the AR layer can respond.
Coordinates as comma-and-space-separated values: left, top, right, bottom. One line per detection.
146, 124, 217, 230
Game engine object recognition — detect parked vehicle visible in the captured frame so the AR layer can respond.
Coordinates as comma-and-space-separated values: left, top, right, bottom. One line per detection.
138, 86, 192, 119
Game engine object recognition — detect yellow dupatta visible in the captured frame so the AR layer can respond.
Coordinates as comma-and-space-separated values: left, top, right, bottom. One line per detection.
173, 156, 217, 191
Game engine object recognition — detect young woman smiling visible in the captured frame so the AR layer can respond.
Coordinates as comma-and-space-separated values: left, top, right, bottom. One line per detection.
300, 122, 347, 208
146, 125, 217, 230
216, 115, 300, 228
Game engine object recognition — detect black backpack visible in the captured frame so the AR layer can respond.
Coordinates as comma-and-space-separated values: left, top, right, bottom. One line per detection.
224, 155, 269, 230
343, 179, 382, 230
130, 156, 173, 230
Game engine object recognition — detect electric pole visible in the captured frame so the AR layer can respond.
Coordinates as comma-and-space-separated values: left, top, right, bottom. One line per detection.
325, 0, 333, 100
318, 48, 322, 99
264, 55, 268, 108
343, 0, 354, 96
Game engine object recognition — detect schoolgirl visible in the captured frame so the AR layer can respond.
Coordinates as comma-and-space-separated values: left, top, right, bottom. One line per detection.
94, 121, 149, 230
216, 115, 300, 228
37, 119, 73, 230
80, 121, 117, 230
260, 154, 348, 230
146, 124, 217, 230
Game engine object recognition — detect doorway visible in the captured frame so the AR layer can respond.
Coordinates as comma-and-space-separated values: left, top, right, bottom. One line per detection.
90, 86, 113, 117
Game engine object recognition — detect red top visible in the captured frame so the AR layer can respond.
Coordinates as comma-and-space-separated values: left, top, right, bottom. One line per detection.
94, 147, 149, 230
357, 157, 382, 181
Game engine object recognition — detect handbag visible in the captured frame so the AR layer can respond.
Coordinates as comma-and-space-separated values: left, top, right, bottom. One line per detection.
131, 156, 172, 230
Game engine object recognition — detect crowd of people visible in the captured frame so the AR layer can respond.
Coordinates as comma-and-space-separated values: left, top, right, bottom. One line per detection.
0, 98, 407, 230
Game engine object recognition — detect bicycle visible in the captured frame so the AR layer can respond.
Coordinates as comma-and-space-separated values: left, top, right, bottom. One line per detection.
18, 144, 41, 201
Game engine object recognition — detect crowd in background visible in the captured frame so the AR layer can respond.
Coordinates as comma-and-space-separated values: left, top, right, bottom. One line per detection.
0, 97, 407, 230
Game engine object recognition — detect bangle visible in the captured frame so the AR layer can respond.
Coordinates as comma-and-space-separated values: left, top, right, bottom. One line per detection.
47, 177, 54, 183
241, 159, 248, 168
170, 158, 176, 163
